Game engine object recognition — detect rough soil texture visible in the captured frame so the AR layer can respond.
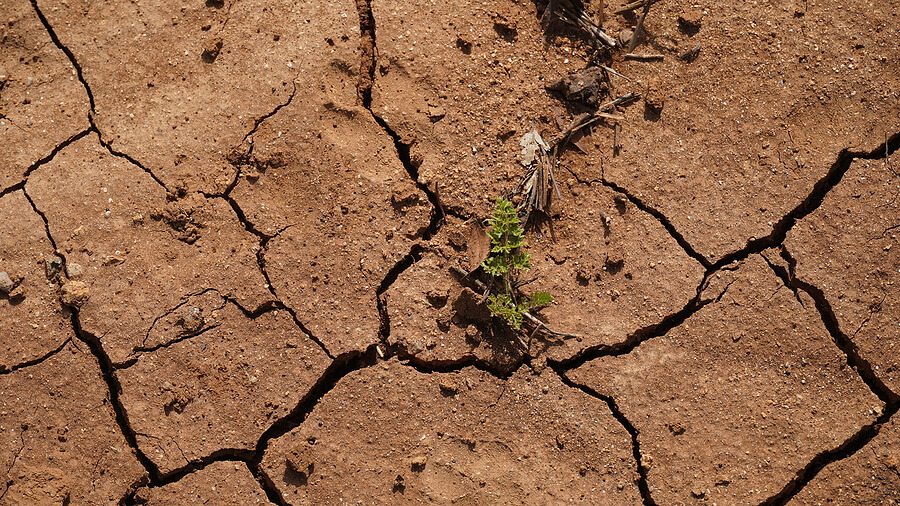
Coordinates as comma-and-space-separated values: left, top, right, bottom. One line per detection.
261, 360, 642, 504
133, 461, 273, 505
1, 0, 898, 503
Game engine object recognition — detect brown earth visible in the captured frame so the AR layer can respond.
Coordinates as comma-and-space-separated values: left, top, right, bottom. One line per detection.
0, 0, 898, 504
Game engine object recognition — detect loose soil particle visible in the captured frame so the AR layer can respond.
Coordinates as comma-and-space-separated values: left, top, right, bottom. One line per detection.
117, 303, 328, 474
0, 343, 145, 504
133, 461, 273, 505
785, 158, 900, 393
569, 255, 881, 504
0, 191, 72, 370
261, 359, 642, 504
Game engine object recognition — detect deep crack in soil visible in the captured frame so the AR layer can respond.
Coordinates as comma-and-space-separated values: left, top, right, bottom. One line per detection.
552, 366, 657, 506
4, 0, 899, 503
711, 132, 900, 270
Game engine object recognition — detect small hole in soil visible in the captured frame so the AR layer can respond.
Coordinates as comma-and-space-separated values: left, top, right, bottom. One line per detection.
493, 22, 518, 42
455, 37, 472, 55
205, 0, 225, 8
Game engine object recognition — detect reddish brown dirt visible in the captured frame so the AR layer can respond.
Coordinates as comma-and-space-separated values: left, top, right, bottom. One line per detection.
0, 0, 898, 504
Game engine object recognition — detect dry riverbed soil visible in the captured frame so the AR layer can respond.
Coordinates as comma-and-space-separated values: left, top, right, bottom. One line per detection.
1, 0, 898, 504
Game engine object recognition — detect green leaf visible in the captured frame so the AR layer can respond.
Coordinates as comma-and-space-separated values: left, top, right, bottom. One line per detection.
527, 292, 553, 308
510, 252, 531, 271
482, 256, 508, 277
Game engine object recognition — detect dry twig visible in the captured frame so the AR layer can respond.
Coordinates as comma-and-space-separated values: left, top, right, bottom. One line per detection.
627, 0, 654, 52
542, 0, 617, 47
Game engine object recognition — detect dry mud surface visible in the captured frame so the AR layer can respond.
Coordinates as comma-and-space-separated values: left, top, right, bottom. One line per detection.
0, 0, 898, 504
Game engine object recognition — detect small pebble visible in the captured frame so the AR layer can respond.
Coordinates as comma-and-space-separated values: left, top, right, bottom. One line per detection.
65, 263, 83, 279
0, 272, 13, 293
45, 256, 63, 279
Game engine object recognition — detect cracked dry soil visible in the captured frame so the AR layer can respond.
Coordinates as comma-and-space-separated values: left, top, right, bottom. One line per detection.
0, 0, 898, 504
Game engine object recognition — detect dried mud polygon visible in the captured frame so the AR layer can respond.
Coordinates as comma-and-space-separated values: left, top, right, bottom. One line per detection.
0, 343, 145, 504
133, 462, 272, 505
785, 158, 900, 393
569, 256, 880, 504
261, 360, 642, 504
118, 303, 328, 474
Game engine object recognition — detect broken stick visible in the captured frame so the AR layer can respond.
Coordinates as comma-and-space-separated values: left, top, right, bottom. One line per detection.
627, 0, 654, 53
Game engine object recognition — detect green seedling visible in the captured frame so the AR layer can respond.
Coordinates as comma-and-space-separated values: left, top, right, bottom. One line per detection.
481, 197, 553, 329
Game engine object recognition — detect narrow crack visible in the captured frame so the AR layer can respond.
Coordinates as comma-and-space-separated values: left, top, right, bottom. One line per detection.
599, 178, 710, 269
202, 191, 334, 360
29, 0, 95, 111
92, 124, 170, 191
21, 187, 59, 251
354, 0, 443, 241
551, 366, 657, 505
0, 337, 72, 375
240, 82, 297, 146
0, 432, 26, 502
711, 131, 900, 270
758, 246, 900, 504
550, 271, 725, 370
759, 404, 900, 506
563, 166, 709, 270
0, 128, 92, 198
112, 324, 223, 371
374, 244, 424, 342
30, 0, 171, 194
765, 247, 899, 406
23, 187, 160, 486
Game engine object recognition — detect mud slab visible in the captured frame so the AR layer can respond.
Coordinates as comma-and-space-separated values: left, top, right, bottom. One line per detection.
133, 461, 273, 505
0, 191, 72, 369
0, 343, 145, 504
261, 360, 643, 503
385, 183, 706, 369
569, 256, 881, 504
117, 302, 328, 474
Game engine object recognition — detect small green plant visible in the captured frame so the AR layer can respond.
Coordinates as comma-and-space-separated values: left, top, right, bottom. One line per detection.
481, 197, 553, 329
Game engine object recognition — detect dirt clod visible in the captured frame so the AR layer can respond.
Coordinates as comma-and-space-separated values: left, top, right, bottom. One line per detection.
678, 8, 703, 34
439, 378, 460, 396
44, 256, 63, 280
201, 37, 223, 63
59, 280, 90, 307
